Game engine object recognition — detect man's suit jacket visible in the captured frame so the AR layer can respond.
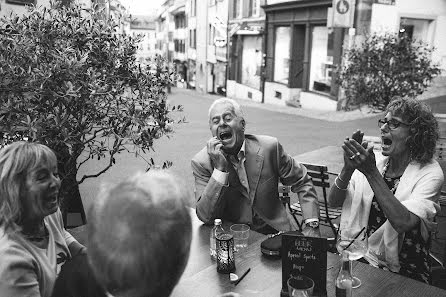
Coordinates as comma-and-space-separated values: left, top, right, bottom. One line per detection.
191, 134, 319, 232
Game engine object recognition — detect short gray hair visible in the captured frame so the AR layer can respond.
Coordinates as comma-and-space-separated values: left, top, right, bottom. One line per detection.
208, 98, 245, 119
87, 170, 192, 297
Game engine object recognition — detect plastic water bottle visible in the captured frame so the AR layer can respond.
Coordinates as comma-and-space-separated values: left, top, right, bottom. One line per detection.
336, 251, 353, 297
210, 218, 224, 260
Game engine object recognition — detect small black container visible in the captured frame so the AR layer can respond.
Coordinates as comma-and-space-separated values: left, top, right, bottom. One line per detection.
216, 233, 235, 273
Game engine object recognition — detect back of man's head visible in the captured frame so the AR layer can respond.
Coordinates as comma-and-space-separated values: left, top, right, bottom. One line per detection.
87, 170, 192, 297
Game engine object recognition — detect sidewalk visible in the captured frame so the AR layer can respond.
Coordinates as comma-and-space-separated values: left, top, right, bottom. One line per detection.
180, 88, 381, 122
178, 75, 446, 122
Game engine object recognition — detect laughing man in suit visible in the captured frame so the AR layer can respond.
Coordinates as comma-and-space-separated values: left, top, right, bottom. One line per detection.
191, 98, 321, 236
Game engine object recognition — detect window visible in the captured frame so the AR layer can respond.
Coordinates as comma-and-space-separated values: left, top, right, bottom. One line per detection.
175, 14, 186, 29
241, 36, 262, 89
399, 17, 434, 44
174, 40, 185, 53
190, 0, 197, 17
248, 0, 259, 17
208, 25, 216, 45
274, 27, 291, 85
181, 40, 185, 53
190, 29, 196, 49
309, 26, 334, 94
233, 0, 242, 18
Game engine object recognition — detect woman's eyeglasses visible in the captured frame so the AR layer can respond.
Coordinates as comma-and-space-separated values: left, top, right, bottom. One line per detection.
378, 118, 409, 130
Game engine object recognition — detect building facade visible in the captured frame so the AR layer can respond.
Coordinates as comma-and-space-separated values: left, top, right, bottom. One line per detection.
227, 0, 265, 102
155, 0, 188, 88
263, 0, 339, 110
367, 0, 446, 71
154, 0, 446, 109
261, 0, 446, 110
207, 0, 229, 95
185, 0, 197, 89
130, 15, 157, 65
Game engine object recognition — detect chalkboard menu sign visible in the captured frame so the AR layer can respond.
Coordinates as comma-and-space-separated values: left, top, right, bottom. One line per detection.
281, 233, 328, 297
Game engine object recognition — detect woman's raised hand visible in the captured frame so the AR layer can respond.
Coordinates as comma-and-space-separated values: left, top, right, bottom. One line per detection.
342, 130, 364, 170
342, 130, 376, 175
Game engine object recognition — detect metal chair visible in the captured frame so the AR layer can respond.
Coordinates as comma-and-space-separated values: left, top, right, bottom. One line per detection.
279, 162, 340, 239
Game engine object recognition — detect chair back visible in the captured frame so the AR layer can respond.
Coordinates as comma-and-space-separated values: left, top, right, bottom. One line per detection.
279, 162, 339, 238
300, 163, 338, 237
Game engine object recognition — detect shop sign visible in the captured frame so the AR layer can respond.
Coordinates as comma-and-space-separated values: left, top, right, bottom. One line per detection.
332, 0, 356, 28
214, 36, 227, 47
374, 0, 395, 4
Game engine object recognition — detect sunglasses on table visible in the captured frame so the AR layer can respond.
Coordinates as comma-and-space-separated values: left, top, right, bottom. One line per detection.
377, 118, 409, 130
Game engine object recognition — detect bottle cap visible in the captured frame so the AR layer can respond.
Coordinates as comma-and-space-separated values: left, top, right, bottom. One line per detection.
214, 219, 222, 225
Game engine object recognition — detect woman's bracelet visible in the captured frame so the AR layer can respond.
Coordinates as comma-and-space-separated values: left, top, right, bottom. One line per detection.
337, 175, 346, 183
334, 177, 348, 191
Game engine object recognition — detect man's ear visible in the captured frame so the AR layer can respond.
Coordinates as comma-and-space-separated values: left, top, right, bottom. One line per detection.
241, 119, 246, 130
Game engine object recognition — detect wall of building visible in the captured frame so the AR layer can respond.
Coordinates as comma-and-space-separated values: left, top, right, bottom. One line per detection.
370, 0, 446, 72
227, 80, 262, 103
264, 82, 298, 106
131, 28, 157, 63
195, 0, 208, 93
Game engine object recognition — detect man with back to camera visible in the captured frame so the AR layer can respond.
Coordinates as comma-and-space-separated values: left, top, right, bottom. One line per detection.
191, 98, 321, 236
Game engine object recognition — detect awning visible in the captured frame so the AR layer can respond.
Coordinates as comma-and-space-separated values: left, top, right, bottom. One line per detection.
231, 22, 263, 36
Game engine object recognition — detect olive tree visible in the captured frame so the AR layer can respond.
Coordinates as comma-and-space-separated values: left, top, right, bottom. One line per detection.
337, 32, 441, 111
0, 4, 183, 224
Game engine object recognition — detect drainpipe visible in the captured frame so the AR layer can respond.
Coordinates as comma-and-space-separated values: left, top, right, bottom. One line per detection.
261, 13, 267, 104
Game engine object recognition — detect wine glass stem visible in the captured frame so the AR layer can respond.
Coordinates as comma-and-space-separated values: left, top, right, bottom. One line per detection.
349, 260, 362, 288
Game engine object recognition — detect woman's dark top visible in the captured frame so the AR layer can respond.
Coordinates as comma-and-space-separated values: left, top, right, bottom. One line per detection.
367, 175, 431, 284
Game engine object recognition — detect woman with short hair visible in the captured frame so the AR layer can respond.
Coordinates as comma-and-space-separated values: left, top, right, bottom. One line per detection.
329, 97, 444, 283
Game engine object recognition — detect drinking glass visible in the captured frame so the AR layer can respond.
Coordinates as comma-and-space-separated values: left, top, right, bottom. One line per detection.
287, 275, 314, 297
230, 224, 250, 252
336, 227, 368, 288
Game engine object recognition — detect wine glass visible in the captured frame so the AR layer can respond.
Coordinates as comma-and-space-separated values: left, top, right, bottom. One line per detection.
336, 227, 368, 288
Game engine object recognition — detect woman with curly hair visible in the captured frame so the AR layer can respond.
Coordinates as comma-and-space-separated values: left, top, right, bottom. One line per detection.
329, 97, 444, 283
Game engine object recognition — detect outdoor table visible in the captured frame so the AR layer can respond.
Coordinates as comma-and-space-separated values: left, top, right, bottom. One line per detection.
68, 208, 446, 297
294, 146, 344, 176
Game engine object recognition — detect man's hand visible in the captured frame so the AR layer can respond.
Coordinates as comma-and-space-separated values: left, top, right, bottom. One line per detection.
207, 137, 229, 172
301, 225, 321, 238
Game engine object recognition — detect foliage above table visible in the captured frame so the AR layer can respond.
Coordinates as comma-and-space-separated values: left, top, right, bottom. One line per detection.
0, 3, 184, 219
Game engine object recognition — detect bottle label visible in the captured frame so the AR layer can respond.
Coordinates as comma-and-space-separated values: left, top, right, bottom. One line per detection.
336, 287, 347, 297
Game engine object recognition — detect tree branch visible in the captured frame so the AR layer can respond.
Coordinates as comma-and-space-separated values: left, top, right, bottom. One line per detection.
77, 138, 123, 184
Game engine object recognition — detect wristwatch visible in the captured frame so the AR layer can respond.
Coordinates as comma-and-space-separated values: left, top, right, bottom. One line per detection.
306, 220, 319, 228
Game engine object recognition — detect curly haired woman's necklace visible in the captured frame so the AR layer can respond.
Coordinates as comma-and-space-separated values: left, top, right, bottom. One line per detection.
382, 160, 401, 194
